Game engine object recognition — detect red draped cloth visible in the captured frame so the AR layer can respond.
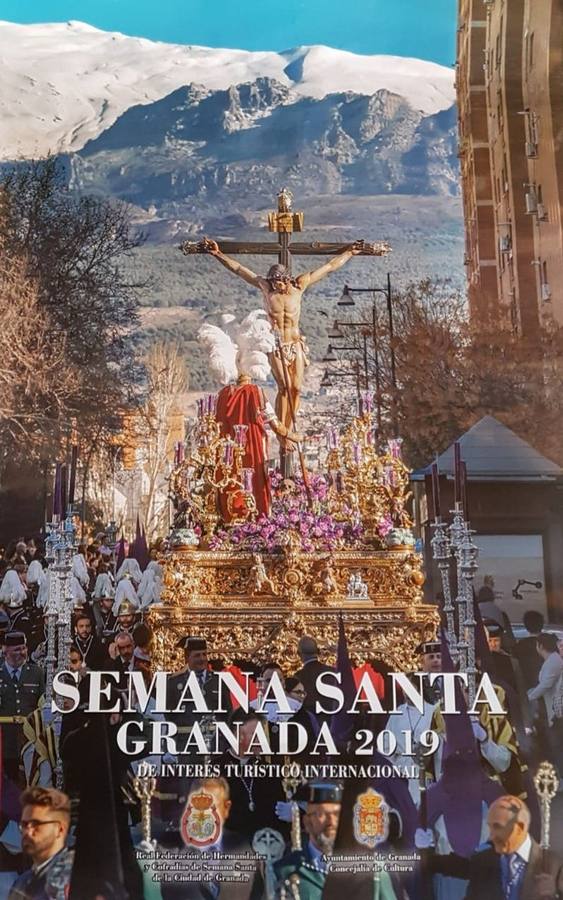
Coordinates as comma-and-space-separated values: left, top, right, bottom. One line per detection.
215, 383, 271, 522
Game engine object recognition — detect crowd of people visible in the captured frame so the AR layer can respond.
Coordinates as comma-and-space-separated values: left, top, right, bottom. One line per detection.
0, 533, 563, 899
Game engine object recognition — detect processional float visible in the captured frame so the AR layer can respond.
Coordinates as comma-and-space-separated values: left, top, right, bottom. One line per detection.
149, 190, 437, 671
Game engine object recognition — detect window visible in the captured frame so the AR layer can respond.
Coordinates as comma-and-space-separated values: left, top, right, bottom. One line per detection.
495, 31, 502, 68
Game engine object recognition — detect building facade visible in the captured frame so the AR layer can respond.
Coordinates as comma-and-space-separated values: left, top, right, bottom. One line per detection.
457, 0, 563, 332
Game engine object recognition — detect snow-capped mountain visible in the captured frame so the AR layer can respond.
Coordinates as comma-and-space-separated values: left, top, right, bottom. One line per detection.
0, 20, 455, 161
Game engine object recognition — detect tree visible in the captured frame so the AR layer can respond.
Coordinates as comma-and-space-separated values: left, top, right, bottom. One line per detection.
0, 159, 145, 465
333, 279, 563, 468
0, 240, 77, 460
129, 341, 188, 540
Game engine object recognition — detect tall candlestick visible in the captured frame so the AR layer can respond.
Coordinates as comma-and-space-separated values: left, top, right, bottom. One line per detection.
68, 445, 78, 507
53, 462, 62, 519
454, 441, 462, 507
461, 461, 469, 519
431, 461, 441, 520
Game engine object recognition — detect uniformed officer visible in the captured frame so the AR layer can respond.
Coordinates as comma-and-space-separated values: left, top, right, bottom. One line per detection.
275, 782, 342, 900
160, 637, 233, 828
114, 599, 142, 637
415, 640, 443, 704
0, 632, 45, 783
167, 636, 232, 730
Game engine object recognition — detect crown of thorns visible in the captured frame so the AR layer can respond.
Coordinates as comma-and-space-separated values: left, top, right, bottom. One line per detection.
267, 264, 291, 281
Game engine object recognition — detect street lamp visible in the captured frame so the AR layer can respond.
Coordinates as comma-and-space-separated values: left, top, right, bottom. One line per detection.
338, 285, 356, 307
320, 361, 362, 408
327, 321, 346, 340
336, 275, 397, 435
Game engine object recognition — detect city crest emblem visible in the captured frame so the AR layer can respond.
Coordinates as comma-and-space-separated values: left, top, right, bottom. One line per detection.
180, 791, 221, 848
353, 788, 389, 849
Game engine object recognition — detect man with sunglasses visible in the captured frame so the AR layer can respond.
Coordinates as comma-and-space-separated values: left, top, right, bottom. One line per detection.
8, 786, 72, 899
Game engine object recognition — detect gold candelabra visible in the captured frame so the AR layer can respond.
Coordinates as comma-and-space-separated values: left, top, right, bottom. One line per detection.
170, 399, 257, 542
326, 408, 412, 547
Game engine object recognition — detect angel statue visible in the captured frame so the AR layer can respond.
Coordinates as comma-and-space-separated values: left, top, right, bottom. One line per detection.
198, 310, 302, 520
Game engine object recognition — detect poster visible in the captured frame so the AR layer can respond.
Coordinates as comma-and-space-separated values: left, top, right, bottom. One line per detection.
1, 1, 563, 899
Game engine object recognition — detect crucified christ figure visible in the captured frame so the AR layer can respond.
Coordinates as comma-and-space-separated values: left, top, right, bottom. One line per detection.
202, 238, 363, 446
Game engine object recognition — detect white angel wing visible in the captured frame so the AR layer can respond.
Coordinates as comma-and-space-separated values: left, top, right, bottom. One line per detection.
237, 310, 275, 381
197, 323, 238, 385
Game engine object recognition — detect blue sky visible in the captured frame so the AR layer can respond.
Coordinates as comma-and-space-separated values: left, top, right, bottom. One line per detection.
3, 0, 457, 65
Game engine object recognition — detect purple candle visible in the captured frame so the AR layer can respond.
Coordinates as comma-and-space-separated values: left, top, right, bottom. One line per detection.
336, 472, 343, 493
209, 394, 218, 416
454, 441, 462, 506
461, 460, 469, 519
362, 391, 374, 414
53, 462, 62, 520
223, 442, 234, 467
352, 442, 362, 465
234, 424, 248, 448
178, 442, 185, 463
387, 438, 403, 459
68, 445, 78, 507
383, 464, 395, 487
242, 467, 254, 492
60, 464, 68, 517
431, 461, 441, 520
197, 398, 204, 418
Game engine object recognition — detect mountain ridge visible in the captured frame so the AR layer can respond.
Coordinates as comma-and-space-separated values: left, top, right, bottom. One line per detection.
0, 20, 455, 160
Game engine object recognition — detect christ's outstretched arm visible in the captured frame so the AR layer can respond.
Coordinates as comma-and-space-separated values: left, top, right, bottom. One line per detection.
204, 239, 267, 290
296, 245, 361, 289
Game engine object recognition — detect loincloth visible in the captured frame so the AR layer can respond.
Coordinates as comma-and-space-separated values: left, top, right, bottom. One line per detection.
275, 336, 310, 367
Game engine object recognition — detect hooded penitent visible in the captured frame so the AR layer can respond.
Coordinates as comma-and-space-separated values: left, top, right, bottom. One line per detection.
112, 579, 139, 615
115, 558, 142, 586
0, 570, 27, 607
426, 631, 502, 857
93, 572, 115, 600
26, 559, 45, 588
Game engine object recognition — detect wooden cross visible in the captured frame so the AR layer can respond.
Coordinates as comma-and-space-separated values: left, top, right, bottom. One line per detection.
179, 187, 390, 273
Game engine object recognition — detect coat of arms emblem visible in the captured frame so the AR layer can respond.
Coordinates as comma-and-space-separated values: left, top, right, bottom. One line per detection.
353, 788, 389, 848
180, 791, 221, 848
